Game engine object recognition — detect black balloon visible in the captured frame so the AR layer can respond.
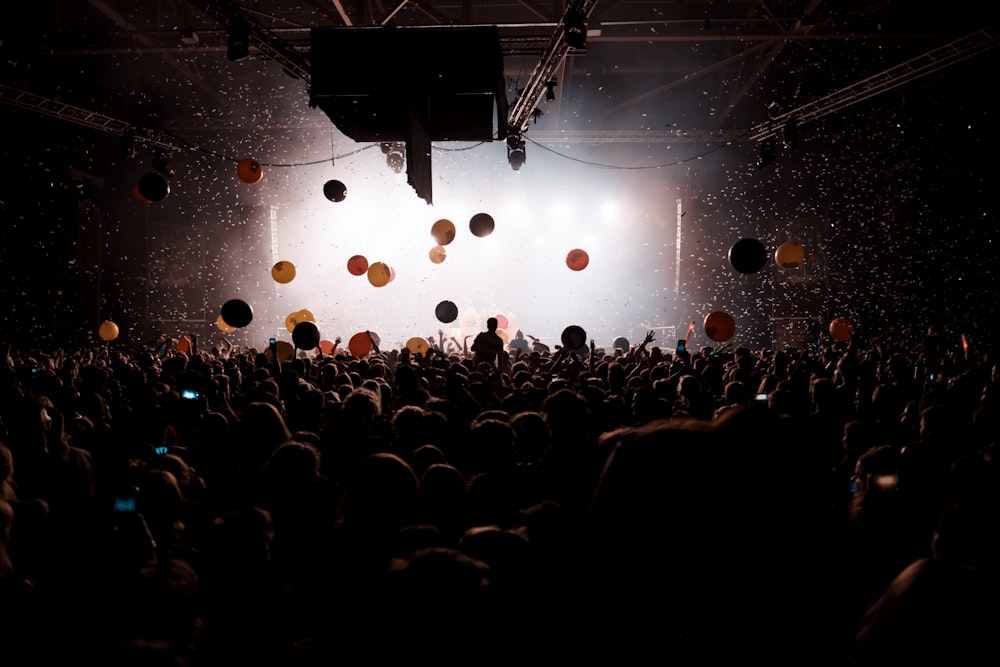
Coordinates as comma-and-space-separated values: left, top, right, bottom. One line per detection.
469, 212, 495, 238
220, 299, 253, 328
435, 300, 458, 323
138, 172, 170, 202
561, 324, 587, 350
323, 179, 347, 202
292, 321, 321, 350
728, 238, 769, 274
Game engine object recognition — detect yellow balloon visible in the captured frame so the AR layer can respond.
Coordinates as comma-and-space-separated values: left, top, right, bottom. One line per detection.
216, 315, 236, 333
429, 245, 447, 264
271, 260, 297, 284
285, 308, 316, 334
367, 261, 391, 287
406, 336, 430, 355
98, 320, 119, 342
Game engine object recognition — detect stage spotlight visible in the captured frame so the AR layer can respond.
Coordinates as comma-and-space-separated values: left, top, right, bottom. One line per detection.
783, 119, 799, 149
564, 9, 588, 49
757, 137, 777, 169
381, 142, 406, 174
226, 18, 251, 61
507, 135, 526, 171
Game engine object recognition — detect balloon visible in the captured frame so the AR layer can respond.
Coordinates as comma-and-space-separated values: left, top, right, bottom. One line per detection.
728, 238, 768, 274
323, 179, 347, 202
406, 336, 430, 356
367, 261, 391, 287
292, 321, 321, 350
469, 212, 495, 238
236, 158, 264, 184
220, 299, 253, 328
319, 339, 335, 355
271, 260, 296, 284
703, 311, 736, 343
285, 309, 315, 334
177, 336, 191, 354
388, 266, 396, 283
347, 255, 369, 276
775, 241, 805, 269
566, 248, 590, 271
431, 219, 456, 246
216, 316, 236, 333
133, 182, 151, 204
829, 317, 854, 342
429, 245, 447, 264
613, 336, 630, 352
348, 331, 373, 357
561, 324, 587, 350
270, 340, 294, 363
495, 314, 509, 330
435, 300, 458, 323
137, 172, 169, 202
98, 320, 119, 342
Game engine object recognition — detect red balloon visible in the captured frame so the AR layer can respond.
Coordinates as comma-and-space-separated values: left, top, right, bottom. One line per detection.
348, 331, 373, 357
319, 339, 335, 355
703, 311, 736, 343
566, 248, 590, 271
495, 314, 509, 330
237, 158, 264, 184
347, 255, 369, 276
829, 317, 854, 342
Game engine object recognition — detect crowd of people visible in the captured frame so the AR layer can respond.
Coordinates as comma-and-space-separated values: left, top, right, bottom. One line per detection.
1, 324, 998, 665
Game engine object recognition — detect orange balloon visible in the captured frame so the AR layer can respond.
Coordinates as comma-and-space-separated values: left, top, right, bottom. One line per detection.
347, 255, 369, 276
98, 320, 119, 342
348, 332, 373, 357
429, 246, 447, 264
703, 311, 736, 343
216, 315, 236, 333
271, 260, 296, 284
431, 219, 456, 246
133, 182, 151, 204
829, 317, 854, 342
775, 241, 805, 269
566, 248, 590, 271
177, 336, 191, 354
319, 339, 335, 355
237, 158, 264, 184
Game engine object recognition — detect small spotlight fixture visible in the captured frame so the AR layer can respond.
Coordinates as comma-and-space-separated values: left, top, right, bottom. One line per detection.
757, 137, 777, 169
381, 142, 406, 174
507, 135, 526, 171
564, 9, 588, 50
226, 17, 251, 61
179, 27, 199, 45
783, 119, 799, 149
545, 79, 557, 102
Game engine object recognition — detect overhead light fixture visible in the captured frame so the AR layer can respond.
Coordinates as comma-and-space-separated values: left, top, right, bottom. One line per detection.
226, 17, 251, 61
179, 27, 199, 45
507, 135, 526, 171
757, 137, 777, 169
381, 142, 406, 174
783, 120, 799, 149
564, 9, 588, 50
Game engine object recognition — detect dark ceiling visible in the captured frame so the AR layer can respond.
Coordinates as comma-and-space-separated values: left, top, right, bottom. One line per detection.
4, 1, 998, 149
